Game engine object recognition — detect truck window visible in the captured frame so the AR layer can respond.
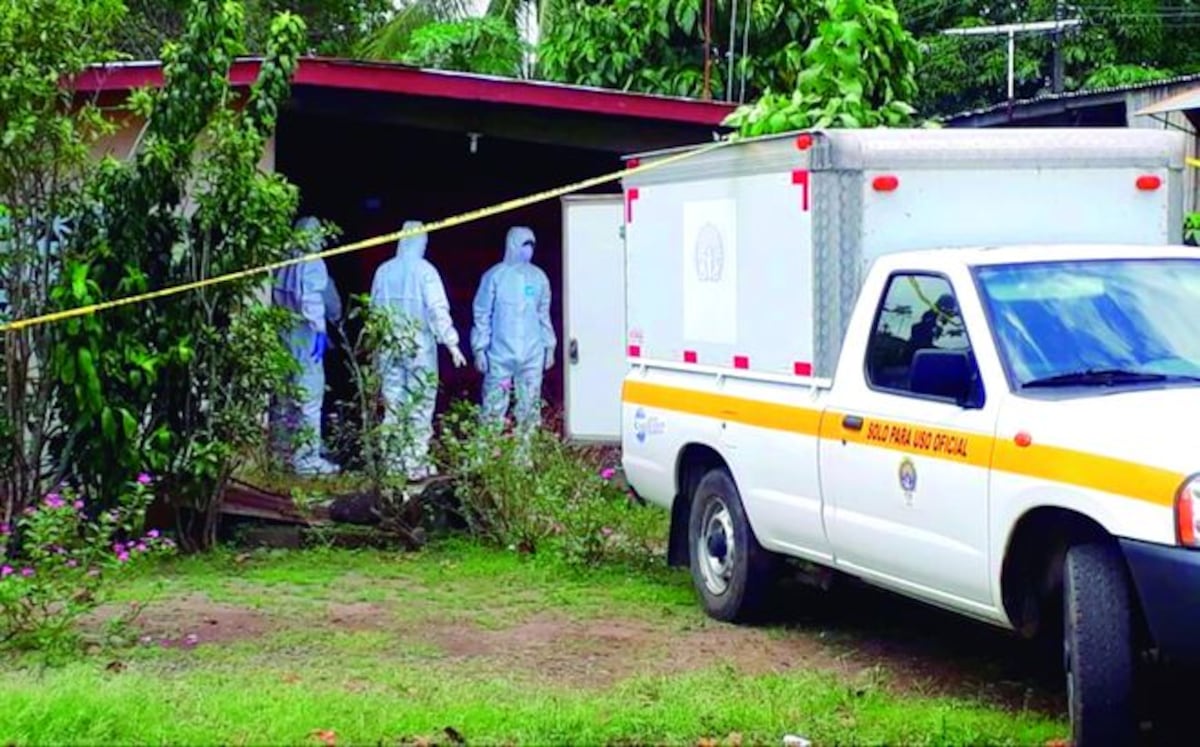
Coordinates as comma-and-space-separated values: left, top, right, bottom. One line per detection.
865, 273, 976, 399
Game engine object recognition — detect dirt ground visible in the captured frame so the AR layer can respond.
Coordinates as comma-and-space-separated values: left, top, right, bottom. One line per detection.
104, 579, 1067, 720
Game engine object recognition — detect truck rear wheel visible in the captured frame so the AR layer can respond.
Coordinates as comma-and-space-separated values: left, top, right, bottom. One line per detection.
687, 468, 776, 622
1063, 542, 1137, 745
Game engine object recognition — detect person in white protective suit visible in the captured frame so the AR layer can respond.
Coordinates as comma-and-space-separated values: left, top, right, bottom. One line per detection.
470, 226, 556, 432
369, 220, 467, 481
270, 216, 342, 476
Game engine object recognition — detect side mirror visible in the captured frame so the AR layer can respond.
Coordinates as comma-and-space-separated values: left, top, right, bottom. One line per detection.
910, 349, 981, 408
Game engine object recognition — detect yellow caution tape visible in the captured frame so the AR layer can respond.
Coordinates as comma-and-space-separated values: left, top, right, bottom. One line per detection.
0, 137, 733, 333
1189, 157, 1200, 168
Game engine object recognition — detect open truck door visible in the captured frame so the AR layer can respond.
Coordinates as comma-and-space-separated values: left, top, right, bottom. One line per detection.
561, 194, 625, 443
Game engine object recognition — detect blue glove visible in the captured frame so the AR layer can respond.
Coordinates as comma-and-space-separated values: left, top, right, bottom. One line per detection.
310, 331, 329, 361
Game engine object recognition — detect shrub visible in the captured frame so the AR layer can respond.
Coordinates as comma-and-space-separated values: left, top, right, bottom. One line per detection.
0, 474, 174, 657
437, 401, 666, 569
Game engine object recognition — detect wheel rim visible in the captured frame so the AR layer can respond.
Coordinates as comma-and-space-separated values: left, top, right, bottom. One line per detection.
698, 495, 736, 596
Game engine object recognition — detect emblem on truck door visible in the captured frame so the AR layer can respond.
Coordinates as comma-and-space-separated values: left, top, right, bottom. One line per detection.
899, 458, 917, 505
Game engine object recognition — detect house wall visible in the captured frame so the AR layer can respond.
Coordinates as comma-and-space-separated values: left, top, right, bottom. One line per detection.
92, 106, 280, 304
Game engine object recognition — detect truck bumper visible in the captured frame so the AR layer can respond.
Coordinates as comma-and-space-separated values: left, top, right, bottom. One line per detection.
1120, 538, 1200, 666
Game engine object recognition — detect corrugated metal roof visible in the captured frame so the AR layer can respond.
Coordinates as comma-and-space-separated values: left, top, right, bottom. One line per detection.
941, 71, 1200, 123
76, 56, 737, 127
1135, 84, 1200, 117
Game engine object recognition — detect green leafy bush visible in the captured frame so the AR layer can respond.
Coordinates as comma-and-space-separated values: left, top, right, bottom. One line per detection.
724, 0, 922, 137
52, 1, 308, 550
1186, 213, 1200, 247
0, 474, 174, 657
401, 16, 527, 77
437, 401, 665, 569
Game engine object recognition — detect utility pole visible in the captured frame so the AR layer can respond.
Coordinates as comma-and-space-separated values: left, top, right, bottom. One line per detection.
942, 19, 1081, 103
1052, 0, 1066, 93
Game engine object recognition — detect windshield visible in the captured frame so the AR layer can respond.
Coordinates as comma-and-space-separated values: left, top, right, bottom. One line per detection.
974, 258, 1200, 389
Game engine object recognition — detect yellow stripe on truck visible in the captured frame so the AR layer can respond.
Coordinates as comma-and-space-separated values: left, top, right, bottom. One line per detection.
622, 380, 1183, 508
622, 380, 823, 435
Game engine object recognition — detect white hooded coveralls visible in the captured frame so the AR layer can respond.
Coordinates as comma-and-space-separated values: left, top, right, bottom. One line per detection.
270, 216, 341, 475
370, 221, 462, 478
470, 226, 556, 431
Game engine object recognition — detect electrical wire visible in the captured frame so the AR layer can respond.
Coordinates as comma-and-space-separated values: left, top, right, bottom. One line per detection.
738, 0, 751, 104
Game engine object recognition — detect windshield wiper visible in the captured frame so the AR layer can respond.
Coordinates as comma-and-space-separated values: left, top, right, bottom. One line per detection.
1022, 368, 1170, 389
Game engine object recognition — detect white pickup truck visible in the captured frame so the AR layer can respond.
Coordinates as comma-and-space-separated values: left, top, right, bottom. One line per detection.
618, 128, 1196, 744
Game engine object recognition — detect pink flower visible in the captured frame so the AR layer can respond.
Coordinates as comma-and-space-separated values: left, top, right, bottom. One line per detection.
66, 559, 78, 568
147, 530, 160, 539
0, 565, 12, 578
601, 527, 614, 537
113, 542, 126, 554
135, 543, 148, 553
600, 467, 616, 481
44, 494, 65, 509
137, 473, 153, 486
20, 567, 33, 578
184, 634, 199, 646
73, 500, 85, 510
0, 523, 8, 535
117, 551, 130, 563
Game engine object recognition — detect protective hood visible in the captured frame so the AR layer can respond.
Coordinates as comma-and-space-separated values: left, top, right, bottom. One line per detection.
291, 216, 323, 258
504, 226, 536, 264
397, 220, 428, 260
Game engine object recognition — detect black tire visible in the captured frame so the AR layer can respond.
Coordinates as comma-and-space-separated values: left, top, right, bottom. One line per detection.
1063, 542, 1138, 746
687, 468, 777, 623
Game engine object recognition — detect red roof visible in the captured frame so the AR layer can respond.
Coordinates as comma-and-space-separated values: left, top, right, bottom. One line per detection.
76, 57, 736, 126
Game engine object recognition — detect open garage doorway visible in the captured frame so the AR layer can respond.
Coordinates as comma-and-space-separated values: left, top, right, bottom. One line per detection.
276, 110, 621, 461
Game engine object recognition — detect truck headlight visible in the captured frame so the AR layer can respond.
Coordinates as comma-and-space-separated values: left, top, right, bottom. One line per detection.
1176, 476, 1200, 547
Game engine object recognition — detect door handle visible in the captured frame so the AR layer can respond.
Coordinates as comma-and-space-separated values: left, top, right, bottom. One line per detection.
842, 414, 864, 431
569, 338, 579, 364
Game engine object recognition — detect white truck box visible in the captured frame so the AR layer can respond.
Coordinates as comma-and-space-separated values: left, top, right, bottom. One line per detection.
621, 128, 1187, 380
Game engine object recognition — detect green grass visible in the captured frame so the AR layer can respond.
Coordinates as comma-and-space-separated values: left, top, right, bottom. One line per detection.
0, 542, 1069, 746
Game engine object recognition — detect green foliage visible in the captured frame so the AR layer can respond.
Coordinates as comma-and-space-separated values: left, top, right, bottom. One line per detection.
398, 16, 527, 77
0, 0, 124, 526
724, 0, 920, 137
438, 401, 664, 569
53, 0, 307, 550
537, 0, 820, 99
1186, 212, 1200, 246
0, 477, 174, 657
329, 296, 430, 496
115, 0, 392, 58
1083, 63, 1176, 90
355, 0, 478, 61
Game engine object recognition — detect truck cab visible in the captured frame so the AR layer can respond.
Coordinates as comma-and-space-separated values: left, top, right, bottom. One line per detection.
617, 128, 1196, 744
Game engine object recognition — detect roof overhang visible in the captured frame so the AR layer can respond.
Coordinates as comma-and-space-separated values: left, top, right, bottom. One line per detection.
75, 57, 736, 127
1133, 84, 1200, 128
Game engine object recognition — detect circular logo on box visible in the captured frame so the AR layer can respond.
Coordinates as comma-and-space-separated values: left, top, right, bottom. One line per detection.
694, 223, 725, 282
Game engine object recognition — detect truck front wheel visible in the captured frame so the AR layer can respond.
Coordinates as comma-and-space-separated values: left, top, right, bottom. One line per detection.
1063, 542, 1137, 745
687, 468, 776, 622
